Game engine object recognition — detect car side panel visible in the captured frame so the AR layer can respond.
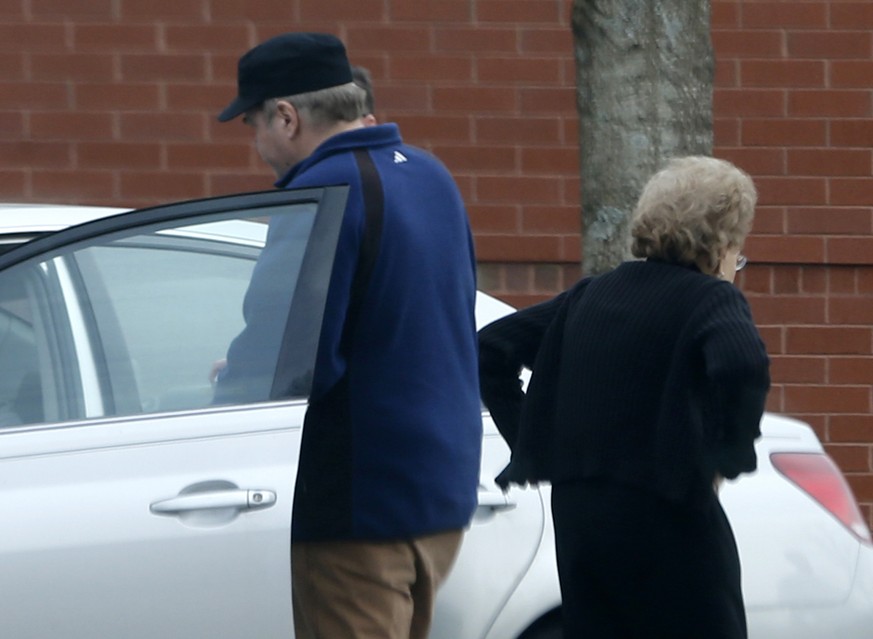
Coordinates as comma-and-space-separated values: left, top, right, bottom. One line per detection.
0, 404, 305, 639
482, 483, 562, 639
745, 543, 873, 639
433, 420, 547, 639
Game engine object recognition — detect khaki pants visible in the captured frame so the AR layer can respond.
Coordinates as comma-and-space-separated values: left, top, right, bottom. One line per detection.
291, 530, 463, 639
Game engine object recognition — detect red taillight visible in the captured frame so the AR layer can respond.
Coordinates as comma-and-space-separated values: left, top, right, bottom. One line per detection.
771, 453, 872, 545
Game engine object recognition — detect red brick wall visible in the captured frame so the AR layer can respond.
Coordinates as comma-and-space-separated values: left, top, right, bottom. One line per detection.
0, 1, 871, 528
713, 0, 873, 527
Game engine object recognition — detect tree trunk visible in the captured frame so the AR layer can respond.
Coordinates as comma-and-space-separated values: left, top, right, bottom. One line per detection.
573, 0, 714, 274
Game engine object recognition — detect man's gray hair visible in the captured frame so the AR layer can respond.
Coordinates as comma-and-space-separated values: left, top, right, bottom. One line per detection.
264, 82, 368, 127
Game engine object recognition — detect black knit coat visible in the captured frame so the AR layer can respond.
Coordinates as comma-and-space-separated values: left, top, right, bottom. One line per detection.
479, 259, 770, 506
479, 259, 770, 638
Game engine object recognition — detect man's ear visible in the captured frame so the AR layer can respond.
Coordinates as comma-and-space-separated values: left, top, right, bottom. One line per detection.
275, 100, 299, 136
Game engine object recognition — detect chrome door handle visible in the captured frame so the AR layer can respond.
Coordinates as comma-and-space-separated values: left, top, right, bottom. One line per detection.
150, 489, 277, 515
477, 491, 517, 513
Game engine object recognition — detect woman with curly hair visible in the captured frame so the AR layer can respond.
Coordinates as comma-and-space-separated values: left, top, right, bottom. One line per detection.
479, 156, 770, 639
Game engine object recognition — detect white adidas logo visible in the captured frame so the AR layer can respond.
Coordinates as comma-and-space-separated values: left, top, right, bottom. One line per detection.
393, 151, 408, 164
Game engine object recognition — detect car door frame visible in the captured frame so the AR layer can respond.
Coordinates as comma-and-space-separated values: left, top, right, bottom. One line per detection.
0, 187, 349, 420
0, 187, 348, 274
0, 187, 349, 639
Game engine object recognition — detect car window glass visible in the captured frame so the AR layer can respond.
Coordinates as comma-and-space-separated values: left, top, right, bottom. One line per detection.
0, 268, 49, 426
0, 203, 320, 429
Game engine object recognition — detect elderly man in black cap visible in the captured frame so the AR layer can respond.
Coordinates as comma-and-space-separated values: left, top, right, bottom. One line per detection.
218, 33, 482, 639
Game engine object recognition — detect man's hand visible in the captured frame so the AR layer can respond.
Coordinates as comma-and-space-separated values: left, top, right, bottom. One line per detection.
209, 358, 227, 384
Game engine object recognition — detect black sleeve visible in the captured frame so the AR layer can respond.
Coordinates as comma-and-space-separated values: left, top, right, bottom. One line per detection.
696, 284, 771, 479
712, 384, 769, 478
478, 288, 571, 449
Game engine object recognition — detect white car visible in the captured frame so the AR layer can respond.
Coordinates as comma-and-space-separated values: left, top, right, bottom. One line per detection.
0, 190, 870, 639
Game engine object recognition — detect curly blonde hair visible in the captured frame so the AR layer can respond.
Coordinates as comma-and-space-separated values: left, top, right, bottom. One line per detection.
630, 156, 757, 275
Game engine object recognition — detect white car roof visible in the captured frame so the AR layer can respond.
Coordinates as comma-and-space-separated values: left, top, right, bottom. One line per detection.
0, 204, 521, 324
759, 411, 822, 449
0, 203, 128, 234
0, 203, 816, 453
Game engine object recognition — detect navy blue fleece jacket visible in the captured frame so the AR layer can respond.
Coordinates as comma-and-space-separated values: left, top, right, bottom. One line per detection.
276, 124, 482, 541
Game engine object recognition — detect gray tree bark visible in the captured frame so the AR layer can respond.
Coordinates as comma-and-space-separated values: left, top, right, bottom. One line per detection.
573, 0, 714, 274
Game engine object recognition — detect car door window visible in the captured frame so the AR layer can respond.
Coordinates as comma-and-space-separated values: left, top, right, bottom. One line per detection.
0, 269, 47, 426
0, 188, 347, 428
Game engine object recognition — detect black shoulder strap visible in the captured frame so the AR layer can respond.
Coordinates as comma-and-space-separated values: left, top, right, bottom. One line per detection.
269, 149, 384, 399
342, 149, 384, 353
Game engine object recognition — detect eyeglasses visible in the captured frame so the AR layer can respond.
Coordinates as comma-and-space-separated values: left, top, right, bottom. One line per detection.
735, 254, 748, 271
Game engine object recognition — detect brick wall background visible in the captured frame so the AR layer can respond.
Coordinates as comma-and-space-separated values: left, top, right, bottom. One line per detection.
712, 0, 873, 529
0, 0, 871, 528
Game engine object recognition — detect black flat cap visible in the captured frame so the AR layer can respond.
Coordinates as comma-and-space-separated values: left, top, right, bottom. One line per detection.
218, 32, 353, 122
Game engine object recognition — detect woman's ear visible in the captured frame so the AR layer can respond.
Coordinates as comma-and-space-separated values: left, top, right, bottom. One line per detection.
717, 248, 740, 284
